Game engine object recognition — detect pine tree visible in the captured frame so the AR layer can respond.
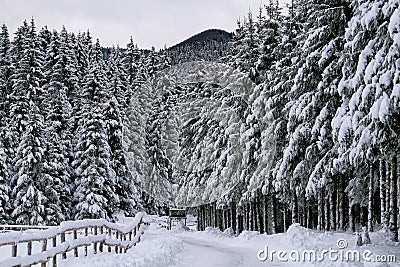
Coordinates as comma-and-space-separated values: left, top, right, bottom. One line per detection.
12, 102, 64, 225
332, 0, 399, 236
228, 12, 261, 81
73, 40, 117, 220
0, 23, 11, 117
0, 136, 9, 224
123, 37, 142, 92
254, 6, 281, 84
0, 24, 11, 223
8, 19, 65, 225
42, 30, 74, 221
106, 47, 141, 215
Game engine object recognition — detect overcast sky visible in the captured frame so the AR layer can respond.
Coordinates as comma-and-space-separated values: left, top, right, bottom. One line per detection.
1, 0, 289, 50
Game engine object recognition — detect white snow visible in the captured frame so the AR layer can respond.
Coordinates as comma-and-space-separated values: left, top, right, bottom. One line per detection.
0, 213, 144, 267
52, 215, 400, 267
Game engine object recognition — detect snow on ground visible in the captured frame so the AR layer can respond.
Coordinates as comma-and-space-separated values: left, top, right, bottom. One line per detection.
56, 215, 400, 267
59, 224, 184, 267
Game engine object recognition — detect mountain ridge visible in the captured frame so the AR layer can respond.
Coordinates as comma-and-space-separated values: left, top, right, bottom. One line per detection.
168, 29, 233, 50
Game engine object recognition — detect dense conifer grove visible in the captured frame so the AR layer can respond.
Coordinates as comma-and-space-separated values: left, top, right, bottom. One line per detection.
0, 0, 399, 242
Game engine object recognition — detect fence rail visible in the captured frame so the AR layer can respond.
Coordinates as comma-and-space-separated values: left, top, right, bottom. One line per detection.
0, 212, 145, 267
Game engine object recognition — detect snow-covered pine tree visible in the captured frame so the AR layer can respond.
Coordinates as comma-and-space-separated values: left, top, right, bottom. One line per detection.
228, 11, 260, 82
38, 26, 52, 65
123, 37, 141, 98
41, 30, 74, 222
70, 31, 91, 133
145, 46, 166, 77
0, 23, 11, 117
10, 19, 65, 225
277, 0, 350, 229
333, 0, 399, 238
7, 20, 31, 171
0, 138, 8, 223
106, 46, 141, 216
254, 6, 281, 84
11, 101, 63, 225
0, 24, 11, 222
255, 0, 306, 229
73, 39, 118, 220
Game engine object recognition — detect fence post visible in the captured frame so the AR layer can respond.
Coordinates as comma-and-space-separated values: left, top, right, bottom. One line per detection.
27, 241, 32, 255
61, 233, 66, 259
93, 226, 98, 254
73, 230, 78, 257
41, 239, 47, 267
108, 228, 112, 253
12, 242, 17, 257
52, 236, 57, 267
115, 231, 119, 253
99, 226, 104, 252
133, 227, 137, 246
138, 218, 142, 243
119, 232, 123, 253
85, 228, 88, 256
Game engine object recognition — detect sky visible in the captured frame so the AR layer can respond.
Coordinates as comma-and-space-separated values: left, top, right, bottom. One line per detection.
1, 0, 289, 50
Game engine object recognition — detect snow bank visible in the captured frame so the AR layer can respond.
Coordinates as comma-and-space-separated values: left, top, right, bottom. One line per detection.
59, 224, 184, 267
171, 221, 190, 233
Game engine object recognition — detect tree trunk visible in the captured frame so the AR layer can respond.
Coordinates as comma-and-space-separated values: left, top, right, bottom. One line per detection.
217, 208, 223, 231
398, 156, 400, 241
237, 206, 243, 234
213, 202, 217, 227
292, 189, 299, 224
200, 205, 206, 231
303, 193, 308, 227
263, 195, 269, 234
203, 205, 207, 230
283, 204, 287, 232
208, 204, 212, 227
271, 195, 277, 234
307, 201, 313, 228
337, 174, 346, 231
253, 199, 258, 231
368, 162, 374, 232
389, 155, 398, 242
386, 161, 391, 226
232, 202, 237, 233
198, 206, 202, 231
223, 209, 227, 230
317, 189, 324, 231
330, 189, 336, 231
197, 207, 200, 231
380, 160, 387, 230
245, 203, 249, 231
205, 204, 208, 228
325, 192, 330, 231
349, 203, 355, 233
257, 195, 263, 233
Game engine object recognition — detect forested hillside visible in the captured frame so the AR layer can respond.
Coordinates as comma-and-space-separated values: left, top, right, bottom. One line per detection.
0, 20, 172, 224
0, 0, 399, 243
166, 29, 232, 64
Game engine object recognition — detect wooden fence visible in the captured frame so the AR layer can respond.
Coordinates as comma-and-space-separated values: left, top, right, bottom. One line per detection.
0, 212, 145, 267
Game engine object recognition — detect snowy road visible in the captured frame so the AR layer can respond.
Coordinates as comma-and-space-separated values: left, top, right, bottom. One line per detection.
59, 221, 400, 267
59, 223, 274, 267
175, 235, 268, 267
